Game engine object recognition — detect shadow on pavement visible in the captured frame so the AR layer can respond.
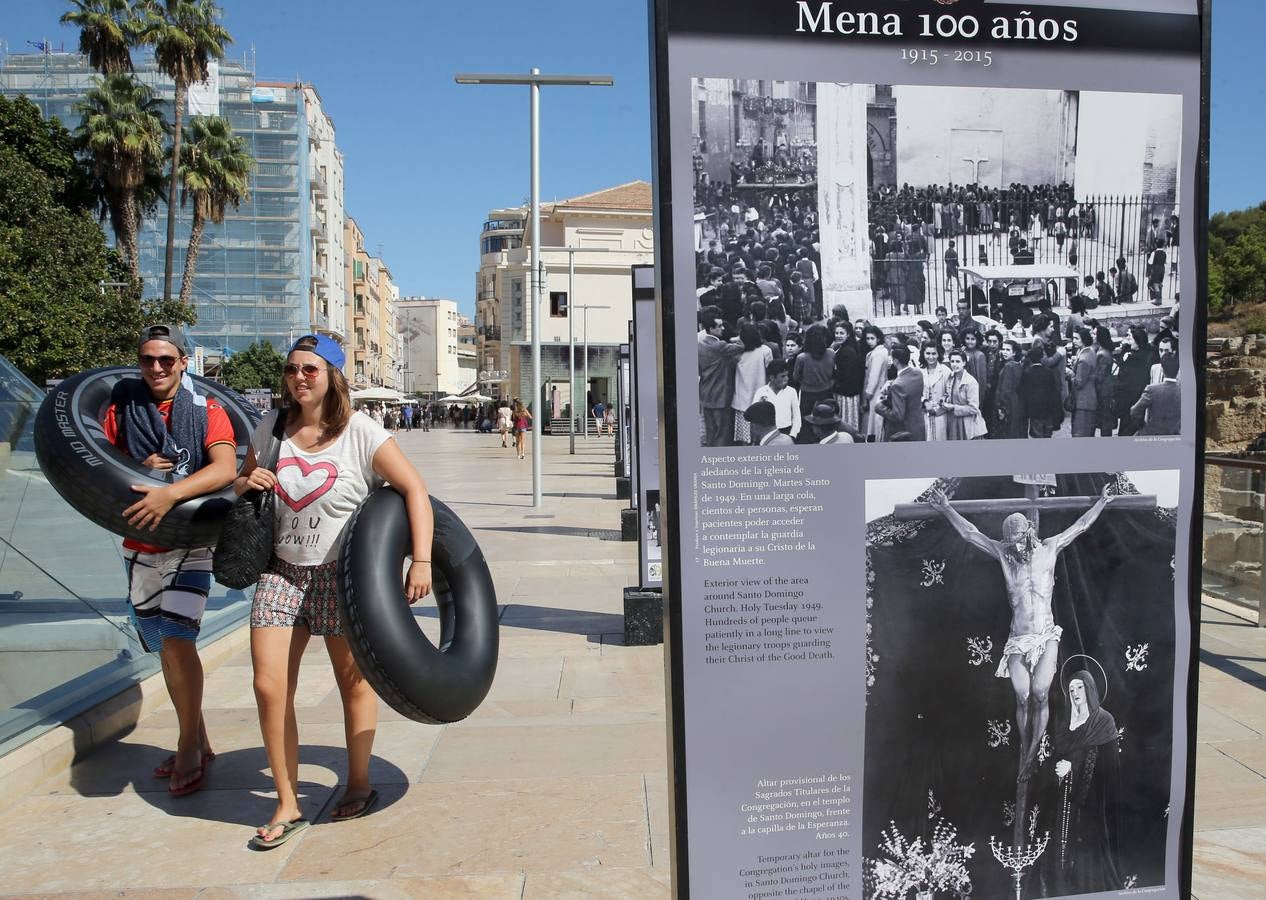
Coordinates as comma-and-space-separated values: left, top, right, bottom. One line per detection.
1199, 647, 1266, 690
498, 604, 622, 637
476, 525, 622, 541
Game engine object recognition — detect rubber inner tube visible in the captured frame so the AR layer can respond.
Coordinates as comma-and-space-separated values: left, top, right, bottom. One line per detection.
34, 366, 259, 549
338, 488, 499, 724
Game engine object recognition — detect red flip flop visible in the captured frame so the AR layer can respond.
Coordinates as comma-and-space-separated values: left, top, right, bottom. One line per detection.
154, 750, 214, 779
168, 754, 212, 797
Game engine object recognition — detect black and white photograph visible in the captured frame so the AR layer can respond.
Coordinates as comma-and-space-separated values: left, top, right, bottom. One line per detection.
644, 488, 662, 582
862, 471, 1179, 899
693, 80, 1183, 447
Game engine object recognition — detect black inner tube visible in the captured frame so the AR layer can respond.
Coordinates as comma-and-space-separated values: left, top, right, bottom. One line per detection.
337, 488, 499, 724
34, 366, 258, 549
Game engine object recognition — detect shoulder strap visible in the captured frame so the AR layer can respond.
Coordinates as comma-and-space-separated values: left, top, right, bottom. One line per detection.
260, 410, 287, 470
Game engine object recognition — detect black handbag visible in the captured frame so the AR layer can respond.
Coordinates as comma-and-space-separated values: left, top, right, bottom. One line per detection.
213, 411, 286, 589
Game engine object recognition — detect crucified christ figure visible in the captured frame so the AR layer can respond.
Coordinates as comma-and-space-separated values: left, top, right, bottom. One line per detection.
927, 484, 1114, 783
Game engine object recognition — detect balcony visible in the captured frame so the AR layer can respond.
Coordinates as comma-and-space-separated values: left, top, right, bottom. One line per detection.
310, 259, 326, 284
310, 167, 328, 199
310, 214, 326, 239
483, 218, 525, 233
480, 325, 502, 342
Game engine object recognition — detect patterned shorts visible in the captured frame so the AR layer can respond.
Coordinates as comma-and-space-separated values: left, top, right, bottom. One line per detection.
250, 556, 342, 636
124, 547, 213, 653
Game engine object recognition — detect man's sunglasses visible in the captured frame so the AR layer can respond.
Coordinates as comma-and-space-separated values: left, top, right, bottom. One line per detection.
283, 363, 323, 378
139, 354, 179, 369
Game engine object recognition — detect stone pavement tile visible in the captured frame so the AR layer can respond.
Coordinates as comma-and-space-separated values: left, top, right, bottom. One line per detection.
1195, 680, 1266, 734
558, 650, 665, 701
421, 722, 666, 783
457, 698, 575, 727
201, 663, 338, 711
1192, 826, 1266, 900
481, 655, 564, 702
570, 694, 665, 724
1193, 745, 1266, 830
278, 776, 649, 880
1197, 706, 1264, 743
511, 575, 628, 611
1213, 738, 1266, 780
196, 874, 526, 898
645, 771, 670, 869
494, 625, 603, 659
0, 787, 335, 893
521, 867, 671, 898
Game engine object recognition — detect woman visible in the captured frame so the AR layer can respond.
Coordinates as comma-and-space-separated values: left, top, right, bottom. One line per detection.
992, 339, 1026, 440
937, 328, 958, 363
1113, 327, 1153, 437
513, 401, 532, 459
236, 334, 434, 849
918, 343, 950, 441
941, 348, 987, 440
861, 325, 890, 442
767, 299, 798, 342
732, 323, 773, 445
831, 327, 864, 432
792, 323, 836, 427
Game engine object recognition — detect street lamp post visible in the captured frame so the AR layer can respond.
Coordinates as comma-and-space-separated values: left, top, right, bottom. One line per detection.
456, 70, 614, 508
573, 303, 611, 440
540, 246, 609, 455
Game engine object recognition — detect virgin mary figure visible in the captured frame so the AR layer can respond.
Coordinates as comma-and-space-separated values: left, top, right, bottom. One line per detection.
1043, 667, 1123, 895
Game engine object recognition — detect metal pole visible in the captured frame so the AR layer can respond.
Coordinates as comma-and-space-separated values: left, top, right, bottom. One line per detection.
529, 70, 542, 507
568, 251, 576, 455
583, 309, 590, 439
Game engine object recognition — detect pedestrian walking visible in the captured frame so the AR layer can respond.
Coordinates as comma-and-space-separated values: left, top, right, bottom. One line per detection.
513, 401, 532, 459
234, 334, 435, 849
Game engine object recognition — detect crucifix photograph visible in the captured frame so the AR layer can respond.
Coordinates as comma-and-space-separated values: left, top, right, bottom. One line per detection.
863, 471, 1177, 899
895, 477, 1155, 845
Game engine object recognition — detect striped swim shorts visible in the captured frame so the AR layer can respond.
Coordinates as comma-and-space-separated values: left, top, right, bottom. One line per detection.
250, 556, 342, 636
123, 547, 213, 653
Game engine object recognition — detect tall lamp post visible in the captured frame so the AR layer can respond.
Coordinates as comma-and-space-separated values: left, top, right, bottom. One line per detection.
574, 303, 611, 440
540, 246, 610, 455
456, 70, 614, 508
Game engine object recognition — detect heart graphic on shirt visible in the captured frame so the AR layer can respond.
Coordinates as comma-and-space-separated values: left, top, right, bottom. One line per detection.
274, 458, 338, 512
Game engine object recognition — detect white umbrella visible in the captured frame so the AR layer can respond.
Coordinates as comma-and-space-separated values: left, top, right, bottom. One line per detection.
351, 386, 405, 402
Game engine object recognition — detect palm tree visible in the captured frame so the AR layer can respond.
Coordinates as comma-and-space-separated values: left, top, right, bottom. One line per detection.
75, 73, 168, 281
136, 0, 231, 301
60, 0, 140, 76
178, 115, 252, 305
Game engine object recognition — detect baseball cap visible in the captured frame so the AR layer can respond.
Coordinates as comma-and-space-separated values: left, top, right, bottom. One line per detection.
138, 324, 187, 355
290, 333, 346, 370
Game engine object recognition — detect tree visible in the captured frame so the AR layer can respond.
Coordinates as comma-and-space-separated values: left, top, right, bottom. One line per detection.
0, 143, 138, 382
0, 95, 94, 212
137, 0, 232, 302
74, 73, 167, 281
178, 115, 252, 305
60, 0, 141, 76
219, 340, 284, 392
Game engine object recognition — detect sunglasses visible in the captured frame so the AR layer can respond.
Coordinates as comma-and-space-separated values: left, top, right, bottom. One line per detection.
283, 363, 323, 378
139, 354, 179, 369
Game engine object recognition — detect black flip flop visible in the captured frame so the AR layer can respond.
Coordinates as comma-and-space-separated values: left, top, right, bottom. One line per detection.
330, 789, 379, 822
249, 818, 310, 850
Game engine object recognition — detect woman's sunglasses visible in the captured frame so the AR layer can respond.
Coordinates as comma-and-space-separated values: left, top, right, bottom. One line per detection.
283, 363, 323, 378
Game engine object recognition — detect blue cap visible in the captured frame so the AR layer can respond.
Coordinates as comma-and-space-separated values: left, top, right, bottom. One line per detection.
290, 334, 346, 370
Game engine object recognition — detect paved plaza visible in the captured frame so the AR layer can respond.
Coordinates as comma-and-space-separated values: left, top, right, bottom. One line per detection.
0, 427, 1261, 897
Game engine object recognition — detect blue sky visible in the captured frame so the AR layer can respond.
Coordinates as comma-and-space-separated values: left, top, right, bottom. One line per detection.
2, 2, 1259, 316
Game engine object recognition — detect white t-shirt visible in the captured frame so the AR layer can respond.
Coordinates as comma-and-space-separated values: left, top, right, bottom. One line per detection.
497, 404, 513, 427
251, 411, 392, 566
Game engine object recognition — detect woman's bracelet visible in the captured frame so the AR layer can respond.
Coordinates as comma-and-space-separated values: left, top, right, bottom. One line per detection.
411, 559, 431, 564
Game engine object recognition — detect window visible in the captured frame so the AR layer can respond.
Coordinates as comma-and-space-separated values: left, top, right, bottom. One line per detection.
550, 291, 568, 318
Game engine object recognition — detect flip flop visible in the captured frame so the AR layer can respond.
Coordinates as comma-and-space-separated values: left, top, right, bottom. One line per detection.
167, 754, 211, 797
249, 818, 310, 850
330, 789, 379, 822
153, 750, 215, 779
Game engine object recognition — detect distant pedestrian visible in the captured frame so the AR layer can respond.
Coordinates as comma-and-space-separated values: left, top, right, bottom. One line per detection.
513, 401, 532, 459
402, 404, 413, 432
592, 399, 605, 436
497, 400, 513, 448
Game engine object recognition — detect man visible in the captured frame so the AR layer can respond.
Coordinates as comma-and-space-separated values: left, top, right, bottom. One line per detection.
1114, 256, 1138, 304
752, 359, 801, 439
698, 305, 744, 446
401, 403, 413, 433
102, 325, 239, 795
744, 399, 792, 446
1147, 237, 1168, 305
1150, 333, 1176, 385
874, 346, 927, 442
1132, 353, 1181, 435
928, 485, 1115, 781
592, 398, 606, 436
1094, 271, 1114, 307
1070, 327, 1099, 438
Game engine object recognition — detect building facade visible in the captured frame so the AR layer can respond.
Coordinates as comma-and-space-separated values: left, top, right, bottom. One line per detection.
474, 181, 654, 412
0, 48, 348, 361
343, 217, 398, 389
398, 298, 477, 397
